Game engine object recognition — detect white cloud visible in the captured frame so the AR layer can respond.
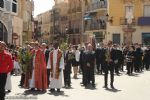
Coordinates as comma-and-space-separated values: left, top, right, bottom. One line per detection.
34, 0, 54, 16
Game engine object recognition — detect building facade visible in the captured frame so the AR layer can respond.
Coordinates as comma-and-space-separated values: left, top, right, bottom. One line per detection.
50, 0, 69, 43
83, 0, 107, 44
67, 0, 82, 44
106, 0, 150, 45
21, 0, 34, 44
0, 0, 34, 45
34, 10, 52, 43
0, 0, 14, 44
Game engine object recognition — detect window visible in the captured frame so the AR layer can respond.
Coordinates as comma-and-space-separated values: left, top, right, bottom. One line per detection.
125, 6, 134, 18
5, 0, 11, 11
12, 0, 17, 13
0, 0, 4, 8
144, 5, 150, 17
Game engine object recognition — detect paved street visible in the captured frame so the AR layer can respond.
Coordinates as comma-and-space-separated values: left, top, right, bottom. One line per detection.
6, 71, 150, 100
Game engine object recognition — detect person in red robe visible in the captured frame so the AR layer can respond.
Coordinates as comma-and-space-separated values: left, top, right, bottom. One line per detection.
29, 42, 47, 91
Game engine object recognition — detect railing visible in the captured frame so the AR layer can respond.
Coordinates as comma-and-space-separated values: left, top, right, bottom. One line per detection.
60, 16, 68, 21
120, 18, 137, 26
123, 0, 135, 3
85, 1, 107, 12
76, 6, 82, 12
85, 21, 106, 31
72, 8, 76, 13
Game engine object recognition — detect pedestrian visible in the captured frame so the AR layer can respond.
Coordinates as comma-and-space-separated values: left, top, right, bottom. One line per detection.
29, 42, 47, 91
41, 43, 51, 87
72, 45, 80, 79
134, 45, 143, 72
103, 41, 115, 89
47, 42, 64, 92
126, 46, 134, 75
79, 46, 86, 85
64, 46, 73, 87
83, 44, 96, 88
0, 41, 14, 100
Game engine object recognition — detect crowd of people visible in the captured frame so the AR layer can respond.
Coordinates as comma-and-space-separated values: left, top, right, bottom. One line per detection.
0, 40, 150, 100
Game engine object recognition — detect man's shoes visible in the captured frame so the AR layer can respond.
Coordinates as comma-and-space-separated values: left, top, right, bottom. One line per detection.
111, 85, 115, 89
103, 85, 108, 89
92, 84, 96, 88
7, 90, 11, 93
57, 89, 60, 92
30, 88, 35, 91
50, 88, 55, 92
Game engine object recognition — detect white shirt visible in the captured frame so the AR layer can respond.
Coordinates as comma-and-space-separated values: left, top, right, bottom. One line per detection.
75, 50, 80, 62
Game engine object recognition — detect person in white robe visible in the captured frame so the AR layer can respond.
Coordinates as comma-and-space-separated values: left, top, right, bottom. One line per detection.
5, 73, 12, 92
47, 43, 64, 92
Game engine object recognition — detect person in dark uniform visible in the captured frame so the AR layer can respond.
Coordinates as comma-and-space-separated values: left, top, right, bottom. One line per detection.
112, 44, 121, 75
134, 45, 143, 72
64, 46, 73, 87
83, 44, 96, 88
143, 46, 150, 70
79, 46, 86, 85
103, 41, 115, 89
95, 43, 105, 74
0, 41, 14, 100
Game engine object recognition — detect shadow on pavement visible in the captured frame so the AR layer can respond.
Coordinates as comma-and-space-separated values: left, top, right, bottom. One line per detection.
84, 84, 97, 90
128, 73, 140, 77
23, 90, 47, 95
63, 86, 74, 89
105, 88, 122, 93
48, 91, 69, 97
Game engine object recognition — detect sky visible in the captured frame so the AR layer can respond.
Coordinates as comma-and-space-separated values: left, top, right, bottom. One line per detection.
34, 0, 55, 17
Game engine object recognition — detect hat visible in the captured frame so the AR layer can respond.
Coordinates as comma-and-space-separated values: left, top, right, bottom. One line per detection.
42, 43, 47, 46
0, 41, 7, 47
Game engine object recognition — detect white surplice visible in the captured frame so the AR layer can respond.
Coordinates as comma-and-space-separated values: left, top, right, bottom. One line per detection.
47, 49, 64, 89
29, 51, 36, 88
5, 73, 12, 90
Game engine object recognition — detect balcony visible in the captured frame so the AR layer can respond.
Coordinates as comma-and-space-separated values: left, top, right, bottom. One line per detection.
138, 17, 150, 26
60, 16, 68, 21
120, 18, 137, 26
85, 21, 106, 31
74, 28, 80, 33
140, 0, 150, 2
76, 6, 81, 12
72, 8, 76, 13
123, 0, 135, 3
85, 1, 107, 13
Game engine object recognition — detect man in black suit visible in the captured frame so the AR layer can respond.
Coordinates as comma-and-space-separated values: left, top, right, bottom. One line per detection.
112, 44, 121, 75
103, 41, 115, 89
95, 43, 105, 74
83, 44, 96, 88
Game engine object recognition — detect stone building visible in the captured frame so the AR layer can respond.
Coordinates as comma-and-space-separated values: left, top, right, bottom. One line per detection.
0, 0, 14, 44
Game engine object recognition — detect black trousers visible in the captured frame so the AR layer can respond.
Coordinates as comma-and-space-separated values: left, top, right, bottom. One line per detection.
0, 73, 7, 100
47, 69, 50, 87
96, 62, 103, 74
84, 67, 95, 86
64, 70, 71, 86
127, 62, 133, 74
20, 73, 25, 86
104, 62, 114, 87
145, 62, 150, 70
114, 63, 119, 74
